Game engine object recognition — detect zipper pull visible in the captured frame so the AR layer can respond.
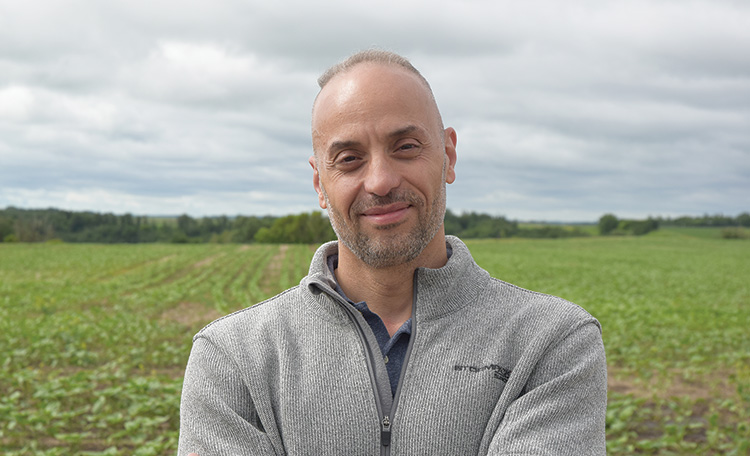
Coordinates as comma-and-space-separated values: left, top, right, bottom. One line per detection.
381, 415, 391, 447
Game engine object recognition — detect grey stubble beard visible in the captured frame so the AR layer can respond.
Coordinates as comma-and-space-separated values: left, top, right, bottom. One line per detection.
321, 168, 447, 269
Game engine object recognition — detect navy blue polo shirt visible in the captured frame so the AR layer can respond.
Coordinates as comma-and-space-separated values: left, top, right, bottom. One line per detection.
327, 255, 411, 397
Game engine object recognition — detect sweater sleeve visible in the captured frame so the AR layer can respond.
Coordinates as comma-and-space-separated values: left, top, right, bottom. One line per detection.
487, 321, 607, 456
178, 336, 279, 456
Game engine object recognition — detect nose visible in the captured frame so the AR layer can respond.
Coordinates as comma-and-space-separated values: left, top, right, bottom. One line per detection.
363, 155, 401, 196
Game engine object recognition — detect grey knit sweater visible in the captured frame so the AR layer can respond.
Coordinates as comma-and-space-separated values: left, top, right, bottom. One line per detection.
178, 236, 607, 455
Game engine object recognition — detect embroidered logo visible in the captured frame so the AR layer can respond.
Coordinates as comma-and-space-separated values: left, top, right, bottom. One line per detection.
454, 364, 512, 382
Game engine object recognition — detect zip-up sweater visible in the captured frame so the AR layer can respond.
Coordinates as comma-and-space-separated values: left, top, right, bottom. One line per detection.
178, 236, 607, 455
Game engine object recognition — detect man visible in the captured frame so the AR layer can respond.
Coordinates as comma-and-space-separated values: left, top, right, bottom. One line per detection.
179, 50, 607, 455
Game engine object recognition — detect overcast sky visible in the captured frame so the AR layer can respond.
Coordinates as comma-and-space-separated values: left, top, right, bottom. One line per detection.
1, 0, 748, 222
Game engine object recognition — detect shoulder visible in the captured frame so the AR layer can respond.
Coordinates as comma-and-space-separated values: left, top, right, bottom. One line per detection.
493, 277, 596, 322
190, 241, 344, 347
193, 284, 307, 343
479, 276, 602, 351
447, 236, 598, 328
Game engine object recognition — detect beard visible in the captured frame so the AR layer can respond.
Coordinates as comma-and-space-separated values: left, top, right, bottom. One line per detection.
322, 182, 446, 269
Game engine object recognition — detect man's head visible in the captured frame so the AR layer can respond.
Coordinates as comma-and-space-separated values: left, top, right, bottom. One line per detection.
310, 50, 457, 268
316, 50, 441, 121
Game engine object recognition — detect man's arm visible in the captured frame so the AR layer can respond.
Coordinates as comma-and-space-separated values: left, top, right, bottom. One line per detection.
487, 321, 607, 455
178, 336, 278, 456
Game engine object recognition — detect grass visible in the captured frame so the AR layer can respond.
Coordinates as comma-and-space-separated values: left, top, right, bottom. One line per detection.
1, 231, 748, 454
467, 231, 750, 454
0, 243, 315, 455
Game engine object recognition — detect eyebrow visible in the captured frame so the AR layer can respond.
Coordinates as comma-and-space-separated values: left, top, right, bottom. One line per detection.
388, 125, 421, 139
326, 125, 425, 156
327, 139, 361, 156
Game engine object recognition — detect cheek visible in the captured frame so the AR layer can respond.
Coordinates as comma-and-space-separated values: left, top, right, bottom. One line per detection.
321, 180, 357, 214
412, 167, 444, 196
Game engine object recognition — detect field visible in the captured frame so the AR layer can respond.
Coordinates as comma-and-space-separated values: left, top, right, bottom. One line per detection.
1, 229, 748, 454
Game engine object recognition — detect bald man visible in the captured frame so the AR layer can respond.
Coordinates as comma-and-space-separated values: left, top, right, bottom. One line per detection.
178, 50, 607, 456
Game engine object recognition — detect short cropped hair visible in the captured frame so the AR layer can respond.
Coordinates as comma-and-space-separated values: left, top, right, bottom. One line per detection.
314, 49, 443, 133
317, 49, 433, 92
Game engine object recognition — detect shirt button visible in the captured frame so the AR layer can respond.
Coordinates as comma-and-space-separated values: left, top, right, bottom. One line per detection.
384, 356, 389, 364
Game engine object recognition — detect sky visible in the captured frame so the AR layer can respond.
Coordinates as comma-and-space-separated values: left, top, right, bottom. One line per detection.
1, 0, 748, 222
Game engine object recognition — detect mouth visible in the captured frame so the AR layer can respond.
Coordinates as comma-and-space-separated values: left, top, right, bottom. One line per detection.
360, 202, 411, 225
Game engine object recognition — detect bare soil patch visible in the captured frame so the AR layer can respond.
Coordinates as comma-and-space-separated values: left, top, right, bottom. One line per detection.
608, 366, 739, 401
160, 301, 222, 327
259, 245, 289, 294
157, 254, 177, 263
192, 253, 225, 268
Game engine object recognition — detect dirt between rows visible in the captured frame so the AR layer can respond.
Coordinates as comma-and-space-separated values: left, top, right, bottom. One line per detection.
159, 301, 222, 328
608, 366, 739, 401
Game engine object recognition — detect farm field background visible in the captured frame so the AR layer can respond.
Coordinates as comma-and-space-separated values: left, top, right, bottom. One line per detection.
1, 229, 748, 455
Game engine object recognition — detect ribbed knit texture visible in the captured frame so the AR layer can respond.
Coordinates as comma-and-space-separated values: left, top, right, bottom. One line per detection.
178, 236, 607, 455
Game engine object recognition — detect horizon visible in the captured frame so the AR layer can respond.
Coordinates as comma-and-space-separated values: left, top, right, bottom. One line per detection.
2, 1, 749, 222
3, 204, 746, 225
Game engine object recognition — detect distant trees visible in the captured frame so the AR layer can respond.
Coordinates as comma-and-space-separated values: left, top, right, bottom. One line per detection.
598, 214, 659, 236
660, 212, 750, 228
444, 210, 518, 239
2, 206, 747, 244
517, 225, 590, 239
1, 216, 17, 242
0, 207, 333, 244
231, 215, 276, 243
621, 218, 659, 236
598, 214, 619, 235
444, 210, 590, 239
254, 212, 335, 244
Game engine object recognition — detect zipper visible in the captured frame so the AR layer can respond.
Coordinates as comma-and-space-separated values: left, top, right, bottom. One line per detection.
318, 268, 420, 456
381, 415, 392, 447
390, 270, 419, 417
333, 292, 392, 453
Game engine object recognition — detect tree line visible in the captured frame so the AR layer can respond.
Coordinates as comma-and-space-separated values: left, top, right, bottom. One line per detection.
598, 212, 750, 236
0, 207, 587, 244
597, 212, 750, 236
658, 213, 750, 228
0, 207, 335, 244
597, 214, 660, 236
1, 207, 747, 244
444, 210, 591, 239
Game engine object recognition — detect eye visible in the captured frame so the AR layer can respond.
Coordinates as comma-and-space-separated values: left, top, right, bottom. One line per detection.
395, 141, 421, 157
333, 153, 362, 170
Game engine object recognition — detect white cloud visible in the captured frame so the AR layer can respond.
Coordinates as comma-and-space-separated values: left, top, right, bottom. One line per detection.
0, 86, 35, 121
1, 0, 748, 221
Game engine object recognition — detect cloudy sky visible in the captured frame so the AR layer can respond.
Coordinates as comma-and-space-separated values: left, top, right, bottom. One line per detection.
1, 0, 748, 222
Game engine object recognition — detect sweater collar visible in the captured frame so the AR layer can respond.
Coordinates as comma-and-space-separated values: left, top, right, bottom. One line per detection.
413, 235, 489, 320
302, 235, 489, 322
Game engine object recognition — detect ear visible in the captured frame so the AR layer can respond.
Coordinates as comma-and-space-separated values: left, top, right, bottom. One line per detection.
443, 127, 457, 184
309, 155, 327, 209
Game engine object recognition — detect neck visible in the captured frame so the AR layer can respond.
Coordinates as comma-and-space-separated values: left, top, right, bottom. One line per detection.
335, 231, 448, 335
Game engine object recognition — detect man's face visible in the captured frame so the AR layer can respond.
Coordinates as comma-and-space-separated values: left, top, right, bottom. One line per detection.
310, 63, 457, 268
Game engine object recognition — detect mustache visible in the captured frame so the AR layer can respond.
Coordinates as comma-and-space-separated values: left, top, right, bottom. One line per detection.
350, 190, 423, 214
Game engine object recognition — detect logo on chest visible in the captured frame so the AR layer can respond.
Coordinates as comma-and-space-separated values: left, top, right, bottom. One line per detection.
454, 363, 512, 382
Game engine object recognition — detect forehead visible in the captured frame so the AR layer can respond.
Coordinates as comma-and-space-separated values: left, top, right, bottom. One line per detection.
312, 63, 439, 148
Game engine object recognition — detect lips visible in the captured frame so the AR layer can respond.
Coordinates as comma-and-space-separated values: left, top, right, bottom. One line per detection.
360, 202, 411, 225
362, 202, 410, 216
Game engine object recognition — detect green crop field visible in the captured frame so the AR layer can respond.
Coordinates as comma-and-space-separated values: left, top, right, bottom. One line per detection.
1, 230, 748, 455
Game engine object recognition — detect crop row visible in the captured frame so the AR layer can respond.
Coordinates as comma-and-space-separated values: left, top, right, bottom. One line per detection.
1, 243, 315, 454
1, 233, 749, 454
